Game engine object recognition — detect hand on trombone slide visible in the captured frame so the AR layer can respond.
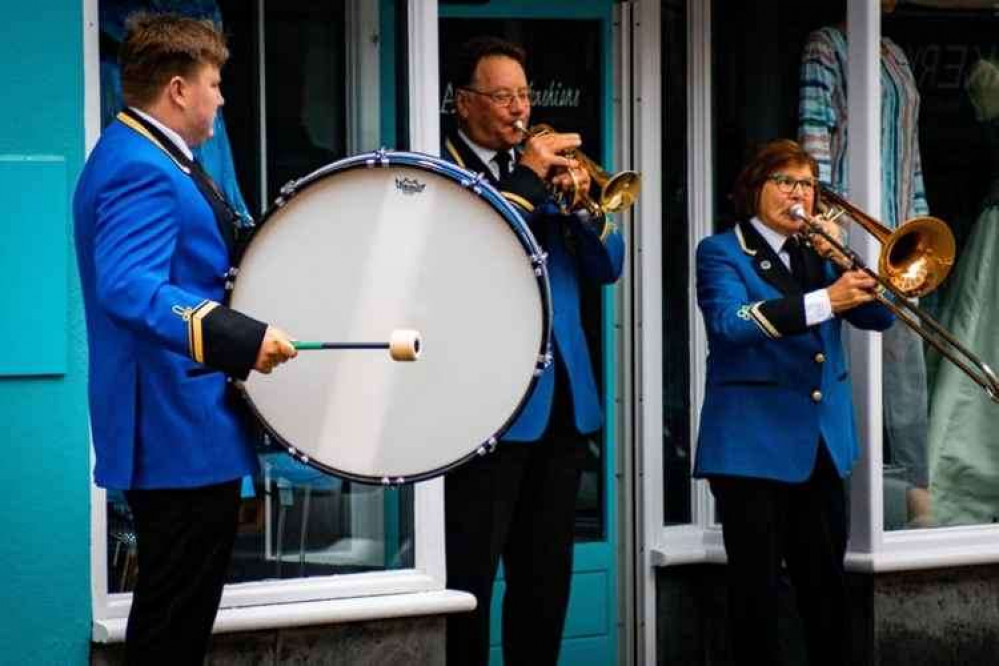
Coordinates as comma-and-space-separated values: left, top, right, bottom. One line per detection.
805, 218, 853, 270
827, 270, 879, 314
797, 217, 879, 314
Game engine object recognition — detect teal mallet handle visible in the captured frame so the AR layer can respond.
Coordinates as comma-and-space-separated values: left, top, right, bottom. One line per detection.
292, 329, 422, 361
294, 341, 387, 350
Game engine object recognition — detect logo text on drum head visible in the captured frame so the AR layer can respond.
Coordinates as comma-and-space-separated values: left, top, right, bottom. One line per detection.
395, 176, 426, 195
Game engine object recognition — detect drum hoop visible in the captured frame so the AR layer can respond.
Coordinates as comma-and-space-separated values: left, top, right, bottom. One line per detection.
232, 149, 554, 485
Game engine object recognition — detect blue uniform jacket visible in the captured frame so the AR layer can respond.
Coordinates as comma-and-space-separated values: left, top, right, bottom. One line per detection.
444, 132, 625, 440
693, 221, 894, 482
74, 113, 265, 489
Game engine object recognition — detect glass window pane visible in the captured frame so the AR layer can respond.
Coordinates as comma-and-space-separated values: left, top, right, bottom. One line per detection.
886, 3, 999, 530
99, 0, 414, 593
663, 0, 691, 525
263, 1, 347, 201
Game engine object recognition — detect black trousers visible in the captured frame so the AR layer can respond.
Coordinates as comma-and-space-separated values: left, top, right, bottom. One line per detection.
124, 479, 242, 666
445, 379, 586, 666
708, 445, 849, 666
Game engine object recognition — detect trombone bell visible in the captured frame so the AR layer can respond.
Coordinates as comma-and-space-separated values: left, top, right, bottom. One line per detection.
880, 216, 955, 298
818, 187, 956, 298
798, 189, 999, 402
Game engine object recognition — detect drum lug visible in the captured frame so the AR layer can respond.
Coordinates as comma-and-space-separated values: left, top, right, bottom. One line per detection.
531, 251, 549, 276
274, 179, 301, 208
367, 148, 391, 168
461, 172, 488, 195
285, 445, 311, 466
534, 350, 553, 376
380, 476, 407, 486
222, 266, 240, 291
476, 437, 499, 456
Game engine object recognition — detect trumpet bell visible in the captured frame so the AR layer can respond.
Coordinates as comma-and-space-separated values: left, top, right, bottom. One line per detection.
881, 216, 955, 297
600, 170, 642, 214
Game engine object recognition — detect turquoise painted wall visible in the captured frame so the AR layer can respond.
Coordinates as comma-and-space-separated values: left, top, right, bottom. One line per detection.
0, 3, 92, 664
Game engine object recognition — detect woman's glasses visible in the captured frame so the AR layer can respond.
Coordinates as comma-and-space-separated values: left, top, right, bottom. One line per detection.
769, 173, 816, 195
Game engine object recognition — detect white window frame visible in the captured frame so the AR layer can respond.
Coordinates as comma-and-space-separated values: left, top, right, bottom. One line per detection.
635, 0, 999, 662
842, 0, 999, 574
85, 0, 472, 643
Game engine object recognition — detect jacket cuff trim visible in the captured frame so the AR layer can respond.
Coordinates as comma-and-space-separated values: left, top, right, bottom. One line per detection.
190, 301, 220, 363
746, 302, 781, 339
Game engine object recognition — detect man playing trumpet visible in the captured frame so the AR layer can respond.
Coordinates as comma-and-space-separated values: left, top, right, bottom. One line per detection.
443, 35, 624, 666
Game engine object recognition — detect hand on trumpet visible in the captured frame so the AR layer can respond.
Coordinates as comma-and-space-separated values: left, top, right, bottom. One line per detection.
827, 270, 879, 314
516, 122, 582, 185
551, 165, 592, 201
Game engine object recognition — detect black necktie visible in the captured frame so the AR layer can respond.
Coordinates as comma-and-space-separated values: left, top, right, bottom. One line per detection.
493, 150, 512, 179
783, 237, 806, 286
189, 158, 238, 250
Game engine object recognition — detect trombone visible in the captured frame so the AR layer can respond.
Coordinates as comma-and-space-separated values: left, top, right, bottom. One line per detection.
790, 187, 999, 403
512, 120, 641, 216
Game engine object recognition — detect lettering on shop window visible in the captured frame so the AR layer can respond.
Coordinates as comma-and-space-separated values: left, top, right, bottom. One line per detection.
439, 80, 583, 115
907, 43, 999, 92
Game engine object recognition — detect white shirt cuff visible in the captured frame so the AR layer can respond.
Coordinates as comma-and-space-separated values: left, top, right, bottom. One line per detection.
805, 289, 834, 326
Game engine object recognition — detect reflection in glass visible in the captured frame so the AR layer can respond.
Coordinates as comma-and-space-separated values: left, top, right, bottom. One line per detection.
892, 5, 999, 528
107, 466, 414, 593
263, 0, 346, 200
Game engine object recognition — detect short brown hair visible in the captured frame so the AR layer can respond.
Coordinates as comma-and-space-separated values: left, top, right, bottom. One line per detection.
730, 139, 819, 220
119, 12, 229, 108
454, 36, 527, 89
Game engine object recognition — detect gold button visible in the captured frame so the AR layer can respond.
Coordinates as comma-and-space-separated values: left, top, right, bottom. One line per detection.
811, 390, 823, 403
814, 353, 826, 364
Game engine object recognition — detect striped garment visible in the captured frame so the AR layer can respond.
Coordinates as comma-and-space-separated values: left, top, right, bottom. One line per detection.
798, 26, 929, 228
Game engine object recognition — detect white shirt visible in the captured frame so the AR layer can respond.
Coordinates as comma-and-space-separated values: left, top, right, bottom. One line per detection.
457, 129, 515, 181
750, 217, 833, 326
130, 107, 194, 162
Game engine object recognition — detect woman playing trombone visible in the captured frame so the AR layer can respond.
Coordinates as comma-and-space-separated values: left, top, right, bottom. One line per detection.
693, 138, 893, 666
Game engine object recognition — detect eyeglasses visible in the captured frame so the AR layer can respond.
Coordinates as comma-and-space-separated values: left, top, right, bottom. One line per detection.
768, 174, 816, 195
461, 87, 532, 107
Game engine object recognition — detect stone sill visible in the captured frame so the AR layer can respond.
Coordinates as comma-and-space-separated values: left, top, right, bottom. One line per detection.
92, 589, 476, 643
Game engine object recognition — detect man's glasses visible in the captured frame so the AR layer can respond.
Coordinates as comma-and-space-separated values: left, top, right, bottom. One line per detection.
461, 87, 532, 107
769, 173, 816, 195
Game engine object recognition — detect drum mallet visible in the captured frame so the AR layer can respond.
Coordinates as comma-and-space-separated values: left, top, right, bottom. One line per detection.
292, 329, 421, 361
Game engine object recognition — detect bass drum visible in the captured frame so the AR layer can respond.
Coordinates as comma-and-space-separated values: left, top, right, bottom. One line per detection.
229, 150, 551, 484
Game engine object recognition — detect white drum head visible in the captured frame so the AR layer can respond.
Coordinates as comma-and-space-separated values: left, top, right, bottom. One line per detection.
230, 157, 548, 483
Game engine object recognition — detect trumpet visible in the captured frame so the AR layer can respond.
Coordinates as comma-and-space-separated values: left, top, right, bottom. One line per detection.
512, 120, 641, 216
789, 193, 999, 403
